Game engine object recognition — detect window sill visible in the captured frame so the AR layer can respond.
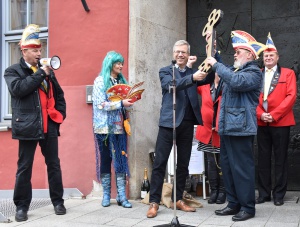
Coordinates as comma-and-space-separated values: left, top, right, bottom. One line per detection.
0, 122, 11, 131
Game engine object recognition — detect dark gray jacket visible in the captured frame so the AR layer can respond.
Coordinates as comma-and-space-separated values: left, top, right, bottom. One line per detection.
158, 65, 213, 128
4, 58, 66, 140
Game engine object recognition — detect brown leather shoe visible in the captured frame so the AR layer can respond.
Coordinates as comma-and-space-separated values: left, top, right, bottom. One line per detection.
171, 200, 196, 212
147, 202, 159, 218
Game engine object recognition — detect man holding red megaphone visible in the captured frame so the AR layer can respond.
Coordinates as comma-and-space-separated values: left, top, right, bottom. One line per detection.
4, 24, 67, 222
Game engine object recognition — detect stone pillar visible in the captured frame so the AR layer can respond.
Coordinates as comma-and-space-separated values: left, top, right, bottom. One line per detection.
128, 0, 186, 199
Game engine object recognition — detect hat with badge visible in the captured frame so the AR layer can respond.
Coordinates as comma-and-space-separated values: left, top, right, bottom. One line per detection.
19, 24, 41, 50
264, 32, 277, 53
231, 30, 266, 59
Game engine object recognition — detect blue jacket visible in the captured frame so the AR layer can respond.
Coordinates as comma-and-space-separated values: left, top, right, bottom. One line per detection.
158, 65, 213, 128
212, 60, 262, 136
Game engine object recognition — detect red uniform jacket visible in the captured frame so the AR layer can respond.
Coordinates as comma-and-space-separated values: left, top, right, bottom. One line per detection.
257, 66, 296, 126
195, 84, 221, 147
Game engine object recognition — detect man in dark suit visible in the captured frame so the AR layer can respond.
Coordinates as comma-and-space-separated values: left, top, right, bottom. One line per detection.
146, 40, 214, 218
256, 33, 297, 206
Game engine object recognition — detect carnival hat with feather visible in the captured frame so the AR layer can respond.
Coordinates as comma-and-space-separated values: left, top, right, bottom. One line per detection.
19, 24, 41, 50
231, 30, 266, 59
264, 32, 277, 53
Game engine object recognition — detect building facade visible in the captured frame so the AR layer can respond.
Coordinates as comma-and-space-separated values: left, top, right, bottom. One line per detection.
0, 0, 186, 198
1, 0, 299, 200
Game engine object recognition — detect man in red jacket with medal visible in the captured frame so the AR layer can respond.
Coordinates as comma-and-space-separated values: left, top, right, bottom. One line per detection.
256, 33, 297, 206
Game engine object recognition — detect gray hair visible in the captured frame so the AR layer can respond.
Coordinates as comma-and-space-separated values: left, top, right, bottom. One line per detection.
173, 40, 190, 54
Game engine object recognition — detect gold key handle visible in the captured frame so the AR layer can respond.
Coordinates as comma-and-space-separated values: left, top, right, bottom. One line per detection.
198, 9, 223, 73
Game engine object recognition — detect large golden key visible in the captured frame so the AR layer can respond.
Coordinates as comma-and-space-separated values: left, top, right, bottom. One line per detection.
198, 9, 223, 73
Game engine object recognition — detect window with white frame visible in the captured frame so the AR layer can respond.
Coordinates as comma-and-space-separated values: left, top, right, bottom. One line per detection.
1, 0, 48, 123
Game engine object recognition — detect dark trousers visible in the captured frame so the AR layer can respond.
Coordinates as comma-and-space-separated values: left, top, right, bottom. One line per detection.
207, 153, 222, 190
220, 135, 255, 215
95, 134, 128, 175
13, 136, 64, 211
96, 134, 112, 174
257, 126, 290, 200
149, 120, 194, 204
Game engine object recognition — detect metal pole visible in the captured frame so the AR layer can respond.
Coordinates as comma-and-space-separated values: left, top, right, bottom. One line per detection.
172, 62, 177, 217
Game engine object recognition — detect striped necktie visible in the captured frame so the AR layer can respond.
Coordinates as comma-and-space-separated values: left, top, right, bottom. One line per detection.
31, 66, 48, 92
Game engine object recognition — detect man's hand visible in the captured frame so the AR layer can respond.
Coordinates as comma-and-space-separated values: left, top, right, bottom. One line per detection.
261, 112, 274, 123
187, 56, 197, 68
193, 69, 208, 81
41, 65, 51, 76
206, 57, 217, 67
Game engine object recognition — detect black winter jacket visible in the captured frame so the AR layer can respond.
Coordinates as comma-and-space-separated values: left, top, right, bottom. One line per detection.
4, 58, 66, 140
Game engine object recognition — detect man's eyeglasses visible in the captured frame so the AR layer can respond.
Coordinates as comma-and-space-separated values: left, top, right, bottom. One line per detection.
174, 50, 188, 55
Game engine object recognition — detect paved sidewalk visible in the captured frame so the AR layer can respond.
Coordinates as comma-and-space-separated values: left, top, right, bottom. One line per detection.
1, 191, 299, 227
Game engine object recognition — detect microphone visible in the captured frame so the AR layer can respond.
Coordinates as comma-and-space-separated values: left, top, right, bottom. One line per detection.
170, 60, 177, 93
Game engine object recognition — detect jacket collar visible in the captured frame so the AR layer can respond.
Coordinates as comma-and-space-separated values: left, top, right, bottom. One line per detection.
240, 60, 259, 70
20, 57, 33, 73
169, 64, 192, 72
231, 60, 259, 72
262, 64, 281, 74
20, 57, 28, 68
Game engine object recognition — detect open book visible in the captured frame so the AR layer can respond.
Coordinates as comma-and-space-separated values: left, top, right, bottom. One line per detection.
106, 81, 145, 103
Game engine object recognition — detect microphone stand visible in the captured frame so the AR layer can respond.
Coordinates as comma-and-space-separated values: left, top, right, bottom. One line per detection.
154, 61, 195, 227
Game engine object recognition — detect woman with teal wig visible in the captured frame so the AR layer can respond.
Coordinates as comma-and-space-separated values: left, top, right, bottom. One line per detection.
100, 51, 128, 91
92, 51, 134, 208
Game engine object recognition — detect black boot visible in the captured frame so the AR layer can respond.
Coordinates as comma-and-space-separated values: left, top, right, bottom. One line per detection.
216, 191, 226, 204
216, 172, 226, 204
208, 189, 218, 204
207, 153, 219, 204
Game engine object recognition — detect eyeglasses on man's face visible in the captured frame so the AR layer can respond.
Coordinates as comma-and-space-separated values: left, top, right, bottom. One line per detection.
174, 50, 188, 55
235, 49, 250, 56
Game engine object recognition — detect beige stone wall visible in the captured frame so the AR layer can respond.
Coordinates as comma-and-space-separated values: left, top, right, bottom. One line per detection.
128, 0, 187, 199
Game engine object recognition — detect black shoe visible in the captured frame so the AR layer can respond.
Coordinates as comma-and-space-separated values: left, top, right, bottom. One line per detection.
15, 210, 28, 222
255, 196, 271, 204
274, 199, 284, 206
54, 204, 66, 215
216, 192, 226, 204
215, 206, 239, 216
232, 210, 254, 221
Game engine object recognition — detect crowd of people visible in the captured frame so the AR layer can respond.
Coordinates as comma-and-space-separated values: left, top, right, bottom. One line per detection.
3, 22, 296, 223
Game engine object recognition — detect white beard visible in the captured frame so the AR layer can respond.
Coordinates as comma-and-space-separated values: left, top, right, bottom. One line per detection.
233, 60, 242, 69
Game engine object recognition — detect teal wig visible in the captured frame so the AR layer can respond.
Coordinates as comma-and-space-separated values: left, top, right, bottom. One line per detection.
100, 51, 128, 91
